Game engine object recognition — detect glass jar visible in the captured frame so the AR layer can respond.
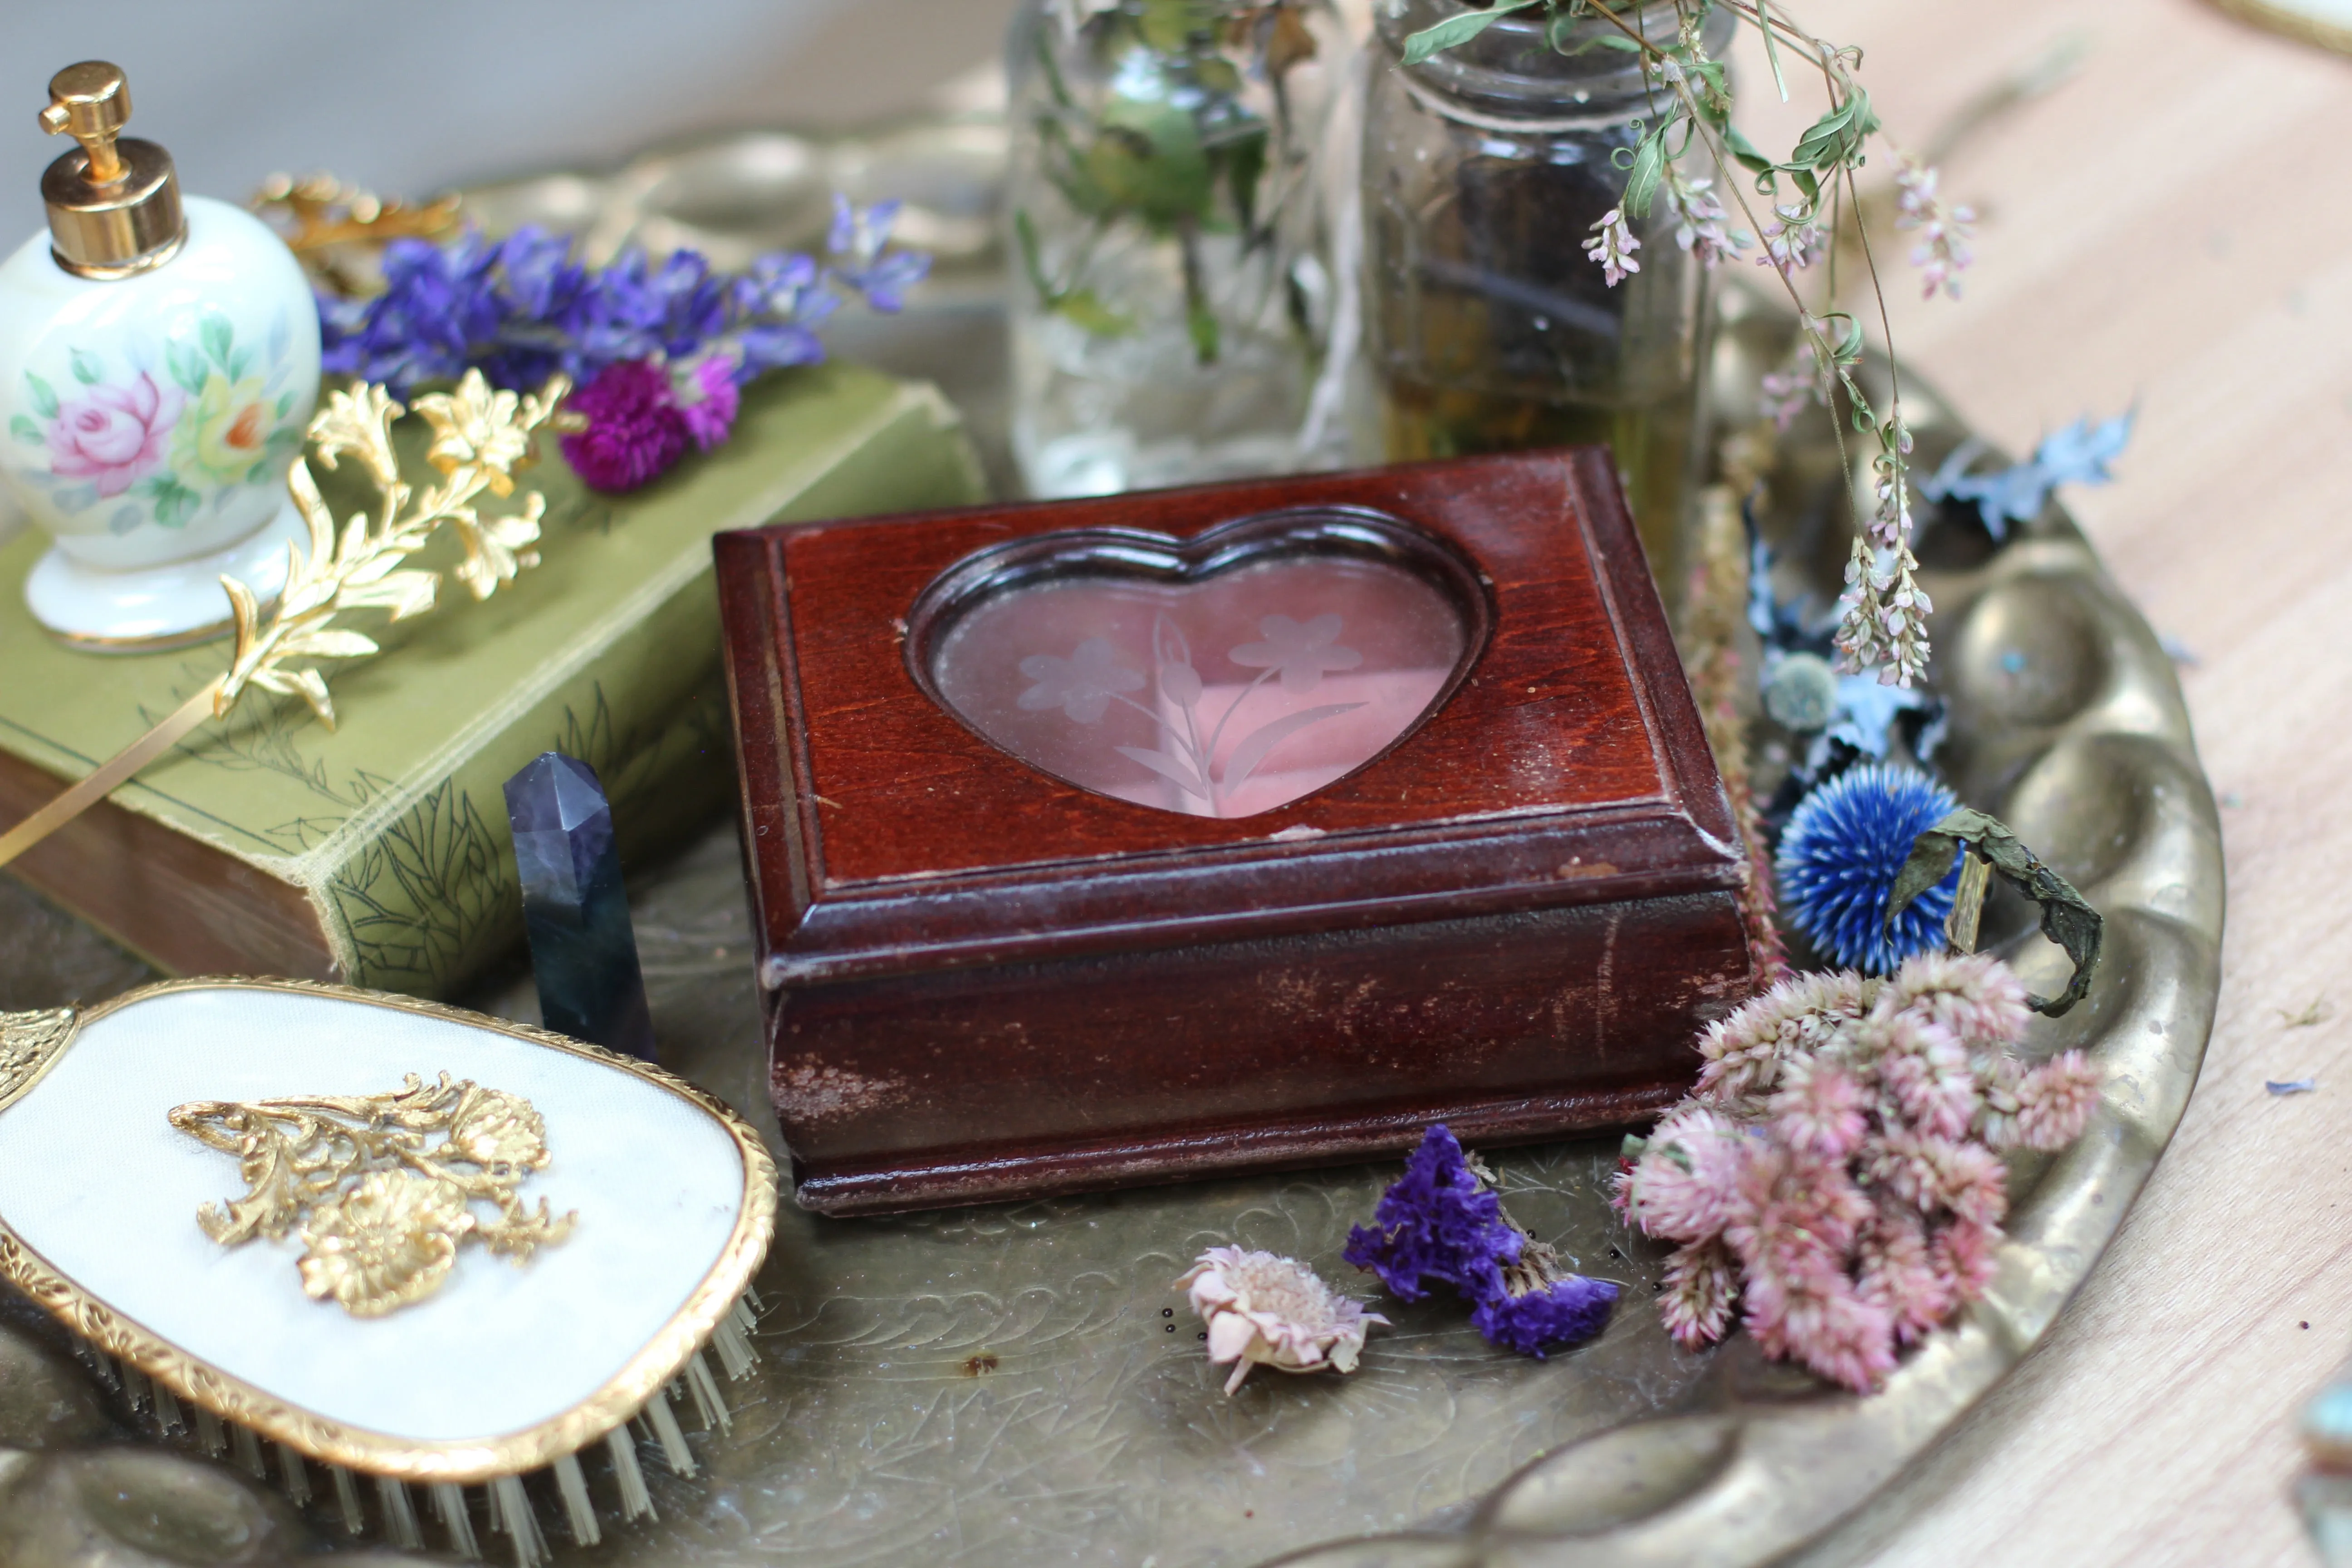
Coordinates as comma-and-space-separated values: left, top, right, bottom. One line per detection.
1005, 0, 1351, 498
1363, 0, 1731, 605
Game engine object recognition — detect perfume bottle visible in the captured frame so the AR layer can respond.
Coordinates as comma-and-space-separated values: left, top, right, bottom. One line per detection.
0, 62, 319, 651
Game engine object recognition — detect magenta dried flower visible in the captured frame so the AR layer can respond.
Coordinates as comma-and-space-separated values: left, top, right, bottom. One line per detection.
559, 360, 689, 493
1619, 951, 2100, 1391
1348, 1125, 1618, 1357
673, 351, 742, 451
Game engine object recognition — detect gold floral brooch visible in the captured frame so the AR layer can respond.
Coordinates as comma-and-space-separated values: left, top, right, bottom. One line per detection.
171, 1073, 576, 1317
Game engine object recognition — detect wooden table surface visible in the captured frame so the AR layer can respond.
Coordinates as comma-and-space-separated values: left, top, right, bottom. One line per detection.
1739, 2, 2352, 1563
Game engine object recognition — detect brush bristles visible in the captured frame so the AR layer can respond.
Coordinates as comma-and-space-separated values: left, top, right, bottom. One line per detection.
432, 1482, 481, 1560
72, 1286, 764, 1552
683, 1352, 730, 1435
553, 1454, 601, 1547
605, 1427, 656, 1524
377, 1478, 423, 1550
643, 1386, 696, 1477
490, 1476, 548, 1568
231, 1422, 268, 1481
330, 1465, 364, 1534
276, 1442, 311, 1507
713, 1307, 756, 1380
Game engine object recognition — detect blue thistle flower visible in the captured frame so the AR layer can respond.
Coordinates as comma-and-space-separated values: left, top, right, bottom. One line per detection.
1776, 763, 1962, 973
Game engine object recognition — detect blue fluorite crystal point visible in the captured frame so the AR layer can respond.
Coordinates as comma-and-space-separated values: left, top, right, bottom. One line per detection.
503, 752, 657, 1062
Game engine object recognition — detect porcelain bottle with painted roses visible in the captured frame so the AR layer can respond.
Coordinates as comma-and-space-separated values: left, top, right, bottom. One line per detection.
0, 62, 319, 650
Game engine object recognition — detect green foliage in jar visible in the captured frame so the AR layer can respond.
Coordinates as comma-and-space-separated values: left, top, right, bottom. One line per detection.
1020, 0, 1321, 363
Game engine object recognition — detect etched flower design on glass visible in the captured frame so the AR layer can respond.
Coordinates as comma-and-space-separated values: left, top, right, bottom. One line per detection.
1018, 636, 1147, 724
1016, 611, 1373, 815
929, 553, 1471, 820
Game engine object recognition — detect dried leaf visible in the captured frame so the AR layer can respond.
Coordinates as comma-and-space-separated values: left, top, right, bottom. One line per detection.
1886, 808, 2103, 1015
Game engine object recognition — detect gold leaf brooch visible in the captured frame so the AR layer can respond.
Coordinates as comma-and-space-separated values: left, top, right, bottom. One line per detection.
171, 1074, 577, 1318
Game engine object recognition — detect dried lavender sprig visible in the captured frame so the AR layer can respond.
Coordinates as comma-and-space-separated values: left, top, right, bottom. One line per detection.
318, 196, 928, 400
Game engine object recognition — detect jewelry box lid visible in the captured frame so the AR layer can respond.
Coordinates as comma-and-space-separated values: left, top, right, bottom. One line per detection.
716, 450, 1741, 990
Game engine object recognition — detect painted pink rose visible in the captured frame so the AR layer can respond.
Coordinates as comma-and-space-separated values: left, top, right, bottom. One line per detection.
48, 372, 184, 497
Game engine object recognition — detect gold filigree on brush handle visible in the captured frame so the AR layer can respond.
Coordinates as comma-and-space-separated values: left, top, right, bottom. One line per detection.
0, 1008, 77, 1109
170, 1073, 577, 1318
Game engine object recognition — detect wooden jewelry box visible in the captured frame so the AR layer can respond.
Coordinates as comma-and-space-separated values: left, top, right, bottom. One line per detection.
715, 451, 1756, 1215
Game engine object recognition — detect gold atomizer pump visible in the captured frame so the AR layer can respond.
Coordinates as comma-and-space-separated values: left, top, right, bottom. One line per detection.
37, 61, 186, 279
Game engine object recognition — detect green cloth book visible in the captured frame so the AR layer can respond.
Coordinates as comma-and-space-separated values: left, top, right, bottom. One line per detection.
0, 364, 981, 996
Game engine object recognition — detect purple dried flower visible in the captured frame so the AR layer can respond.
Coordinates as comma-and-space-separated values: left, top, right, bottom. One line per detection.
828, 194, 929, 312
1343, 1125, 1518, 1303
672, 352, 741, 451
315, 203, 927, 402
1348, 1125, 1618, 1357
559, 361, 688, 493
1470, 1273, 1619, 1357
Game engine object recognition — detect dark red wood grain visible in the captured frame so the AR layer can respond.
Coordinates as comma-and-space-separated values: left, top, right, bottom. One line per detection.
716, 450, 1757, 1213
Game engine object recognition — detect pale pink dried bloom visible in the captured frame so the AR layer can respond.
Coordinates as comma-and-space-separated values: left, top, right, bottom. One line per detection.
1929, 1217, 2001, 1305
1744, 1259, 1897, 1392
1869, 1014, 1978, 1140
1867, 421, 1916, 552
1759, 365, 1816, 432
1666, 173, 1750, 268
2012, 1051, 2101, 1150
1894, 157, 1975, 301
1757, 201, 1827, 276
1661, 1237, 1740, 1349
1867, 1129, 2007, 1226
1880, 951, 2031, 1051
1178, 1245, 1387, 1395
1855, 1203, 1951, 1345
1620, 1106, 1748, 1242
1834, 538, 1933, 688
1725, 1144, 1872, 1272
1695, 970, 1867, 1110
1583, 207, 1642, 287
1769, 1058, 1868, 1160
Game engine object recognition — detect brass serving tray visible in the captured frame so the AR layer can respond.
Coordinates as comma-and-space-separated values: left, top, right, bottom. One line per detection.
0, 128, 2220, 1568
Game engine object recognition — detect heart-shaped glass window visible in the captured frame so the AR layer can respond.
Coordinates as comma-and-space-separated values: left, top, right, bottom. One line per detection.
910, 508, 1488, 819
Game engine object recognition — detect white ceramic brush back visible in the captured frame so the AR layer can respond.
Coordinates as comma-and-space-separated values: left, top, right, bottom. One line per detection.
0, 987, 751, 1445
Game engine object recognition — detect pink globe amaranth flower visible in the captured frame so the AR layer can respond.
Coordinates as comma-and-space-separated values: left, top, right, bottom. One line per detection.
1769, 1058, 1868, 1160
1621, 1106, 1746, 1242
1661, 1237, 1739, 1349
1856, 1204, 1952, 1345
1870, 1013, 1978, 1140
1749, 1268, 1899, 1392
1694, 970, 1866, 1110
2013, 1050, 2102, 1150
559, 359, 689, 493
47, 371, 183, 498
1929, 1216, 2001, 1305
672, 351, 740, 451
1879, 951, 2030, 1051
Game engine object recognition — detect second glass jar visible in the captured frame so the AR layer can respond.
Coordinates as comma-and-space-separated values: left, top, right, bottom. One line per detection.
1363, 0, 1730, 603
